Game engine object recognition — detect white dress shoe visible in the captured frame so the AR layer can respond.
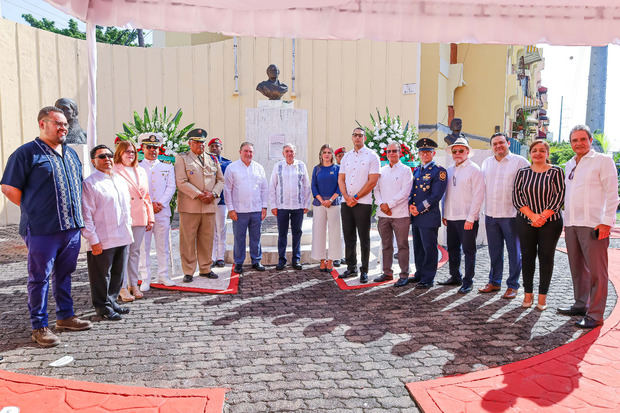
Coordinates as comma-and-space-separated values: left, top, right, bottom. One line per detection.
160, 277, 176, 286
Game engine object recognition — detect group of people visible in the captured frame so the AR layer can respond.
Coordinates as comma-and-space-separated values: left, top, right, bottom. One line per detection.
1, 106, 617, 348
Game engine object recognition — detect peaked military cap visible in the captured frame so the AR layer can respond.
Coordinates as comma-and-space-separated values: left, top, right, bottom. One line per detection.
416, 138, 438, 151
187, 128, 208, 142
138, 132, 161, 145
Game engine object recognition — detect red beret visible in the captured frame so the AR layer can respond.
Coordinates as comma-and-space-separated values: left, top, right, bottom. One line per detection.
208, 137, 222, 146
334, 147, 345, 155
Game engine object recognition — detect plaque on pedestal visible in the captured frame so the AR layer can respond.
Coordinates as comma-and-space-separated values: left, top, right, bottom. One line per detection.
246, 105, 308, 181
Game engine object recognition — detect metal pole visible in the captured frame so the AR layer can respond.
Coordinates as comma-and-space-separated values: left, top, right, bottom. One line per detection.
558, 95, 564, 142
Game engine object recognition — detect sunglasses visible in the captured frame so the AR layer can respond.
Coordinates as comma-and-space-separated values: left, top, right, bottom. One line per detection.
451, 149, 466, 154
386, 149, 399, 153
96, 153, 113, 159
352, 133, 364, 137
568, 166, 576, 180
43, 119, 69, 128
145, 145, 159, 150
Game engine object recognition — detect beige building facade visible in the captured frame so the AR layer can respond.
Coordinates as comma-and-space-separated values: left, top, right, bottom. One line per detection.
0, 19, 420, 225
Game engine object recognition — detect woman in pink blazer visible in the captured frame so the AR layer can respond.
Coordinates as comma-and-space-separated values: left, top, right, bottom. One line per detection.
113, 140, 154, 301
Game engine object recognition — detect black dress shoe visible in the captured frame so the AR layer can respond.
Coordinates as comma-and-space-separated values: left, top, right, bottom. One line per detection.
408, 277, 421, 284
374, 274, 394, 282
183, 274, 193, 283
276, 263, 286, 270
415, 282, 432, 290
252, 263, 266, 271
458, 285, 473, 294
333, 260, 341, 267
340, 258, 346, 265
292, 262, 303, 270
575, 316, 603, 329
233, 264, 244, 274
394, 278, 409, 287
215, 260, 226, 268
102, 311, 122, 321
360, 273, 368, 283
438, 277, 463, 286
200, 272, 219, 279
114, 306, 130, 315
557, 307, 587, 316
338, 269, 358, 279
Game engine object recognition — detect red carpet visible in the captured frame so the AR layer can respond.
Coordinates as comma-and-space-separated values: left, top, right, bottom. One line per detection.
406, 247, 620, 412
151, 269, 239, 294
0, 369, 228, 413
332, 245, 448, 290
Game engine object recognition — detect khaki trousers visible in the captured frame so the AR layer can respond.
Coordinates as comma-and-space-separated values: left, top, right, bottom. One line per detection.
179, 212, 215, 275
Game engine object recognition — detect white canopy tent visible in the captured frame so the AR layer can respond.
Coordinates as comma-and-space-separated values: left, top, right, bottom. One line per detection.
44, 0, 620, 146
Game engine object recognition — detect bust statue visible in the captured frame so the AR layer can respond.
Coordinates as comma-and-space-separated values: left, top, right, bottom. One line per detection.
256, 64, 288, 100
444, 118, 465, 146
55, 97, 87, 144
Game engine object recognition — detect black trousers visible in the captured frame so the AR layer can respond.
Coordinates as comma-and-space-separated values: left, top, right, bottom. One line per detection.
341, 203, 372, 273
516, 215, 563, 294
87, 245, 128, 316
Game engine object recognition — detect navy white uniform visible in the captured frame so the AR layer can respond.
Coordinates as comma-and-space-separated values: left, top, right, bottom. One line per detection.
409, 139, 447, 287
138, 136, 176, 289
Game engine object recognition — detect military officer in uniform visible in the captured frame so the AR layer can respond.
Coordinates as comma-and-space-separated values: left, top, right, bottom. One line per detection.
396, 138, 447, 288
138, 133, 177, 291
174, 128, 224, 283
208, 137, 232, 267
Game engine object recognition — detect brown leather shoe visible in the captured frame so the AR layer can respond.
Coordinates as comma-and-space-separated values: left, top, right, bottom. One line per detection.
478, 283, 501, 293
56, 316, 93, 332
502, 288, 518, 299
31, 327, 60, 347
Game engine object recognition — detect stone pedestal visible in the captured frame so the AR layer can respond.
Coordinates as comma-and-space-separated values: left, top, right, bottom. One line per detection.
68, 143, 91, 252
245, 103, 308, 181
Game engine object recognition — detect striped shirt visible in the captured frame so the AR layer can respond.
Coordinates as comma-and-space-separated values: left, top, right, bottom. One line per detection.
512, 166, 565, 222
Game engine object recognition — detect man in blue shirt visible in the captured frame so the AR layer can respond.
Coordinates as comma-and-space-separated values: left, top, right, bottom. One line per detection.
208, 137, 232, 267
1, 106, 92, 347
398, 138, 447, 289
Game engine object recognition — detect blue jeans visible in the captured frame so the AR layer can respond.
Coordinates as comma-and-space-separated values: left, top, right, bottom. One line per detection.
446, 220, 479, 288
233, 212, 263, 265
411, 225, 439, 285
276, 208, 304, 265
22, 228, 81, 329
485, 216, 521, 290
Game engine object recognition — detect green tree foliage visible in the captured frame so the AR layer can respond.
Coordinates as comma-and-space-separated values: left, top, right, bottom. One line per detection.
22, 14, 147, 46
548, 141, 574, 168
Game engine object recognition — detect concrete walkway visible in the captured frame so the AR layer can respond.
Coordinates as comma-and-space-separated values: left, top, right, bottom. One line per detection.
0, 224, 618, 412
406, 246, 620, 412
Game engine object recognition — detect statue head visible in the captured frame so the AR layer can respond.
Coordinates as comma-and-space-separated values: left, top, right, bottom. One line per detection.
55, 98, 79, 123
450, 118, 462, 134
266, 64, 280, 81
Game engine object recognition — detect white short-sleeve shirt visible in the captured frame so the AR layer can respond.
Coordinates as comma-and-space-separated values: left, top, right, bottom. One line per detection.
338, 146, 381, 205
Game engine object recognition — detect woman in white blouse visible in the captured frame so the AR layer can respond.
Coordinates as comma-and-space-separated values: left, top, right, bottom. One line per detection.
113, 141, 154, 301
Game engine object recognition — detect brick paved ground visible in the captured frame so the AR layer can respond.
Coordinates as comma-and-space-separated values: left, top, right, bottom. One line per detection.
0, 225, 616, 412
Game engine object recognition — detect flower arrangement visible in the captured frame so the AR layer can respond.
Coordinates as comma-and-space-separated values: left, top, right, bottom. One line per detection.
116, 107, 194, 157
357, 108, 418, 165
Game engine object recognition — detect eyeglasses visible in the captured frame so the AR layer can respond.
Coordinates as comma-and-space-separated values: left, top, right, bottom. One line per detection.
96, 153, 113, 159
451, 149, 465, 154
124, 150, 136, 154
452, 175, 456, 186
386, 150, 399, 153
43, 119, 68, 129
145, 145, 159, 150
568, 166, 576, 180
352, 133, 364, 137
